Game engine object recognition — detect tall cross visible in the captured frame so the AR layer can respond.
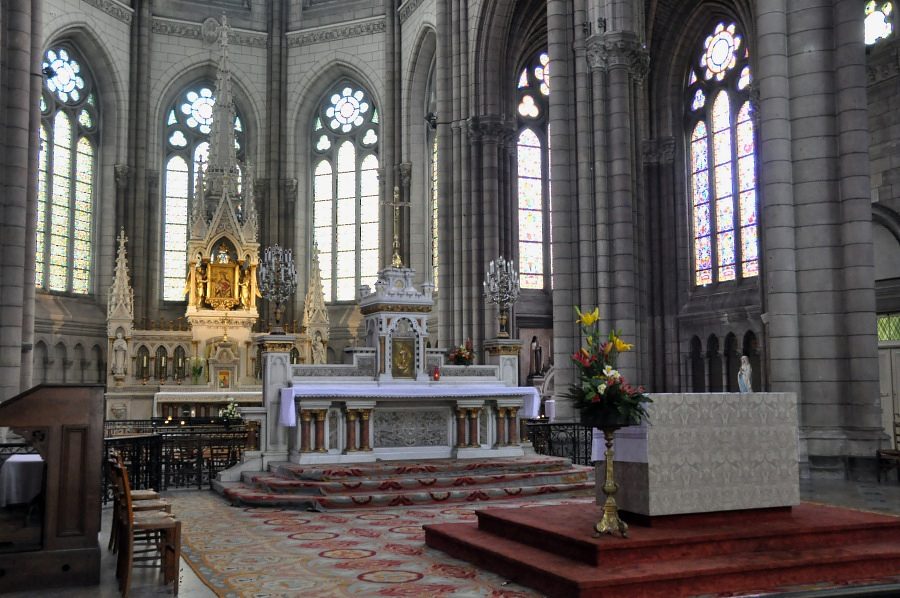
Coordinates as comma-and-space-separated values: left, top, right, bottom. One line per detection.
222, 313, 231, 342
384, 186, 408, 267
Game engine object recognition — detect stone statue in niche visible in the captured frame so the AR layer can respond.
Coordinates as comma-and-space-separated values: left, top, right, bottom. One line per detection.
529, 336, 543, 376
112, 331, 128, 375
738, 355, 753, 393
312, 331, 326, 364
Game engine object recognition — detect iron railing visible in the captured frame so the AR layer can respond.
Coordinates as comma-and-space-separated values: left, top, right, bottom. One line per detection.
525, 421, 594, 466
102, 420, 253, 502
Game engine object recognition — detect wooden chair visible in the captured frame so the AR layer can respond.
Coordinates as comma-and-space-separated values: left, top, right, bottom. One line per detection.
111, 456, 181, 597
106, 457, 168, 553
877, 414, 900, 483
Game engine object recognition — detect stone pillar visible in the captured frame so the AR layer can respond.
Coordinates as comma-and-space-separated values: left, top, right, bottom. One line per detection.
258, 334, 295, 457
359, 409, 372, 451
467, 408, 480, 447
483, 339, 522, 386
0, 0, 40, 400
300, 410, 312, 452
496, 407, 508, 446
314, 410, 327, 452
507, 407, 519, 445
345, 409, 358, 452
455, 408, 467, 448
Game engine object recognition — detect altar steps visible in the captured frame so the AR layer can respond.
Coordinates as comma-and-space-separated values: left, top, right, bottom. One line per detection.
423, 501, 900, 597
216, 456, 595, 511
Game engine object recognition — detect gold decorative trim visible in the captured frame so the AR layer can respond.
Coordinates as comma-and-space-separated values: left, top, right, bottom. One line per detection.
484, 345, 521, 356
360, 303, 433, 315
261, 341, 295, 352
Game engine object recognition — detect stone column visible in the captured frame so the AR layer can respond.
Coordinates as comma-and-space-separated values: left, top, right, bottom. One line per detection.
455, 408, 467, 448
496, 407, 508, 446
300, 410, 312, 452
467, 407, 480, 447
315, 410, 326, 452
345, 409, 358, 452
0, 0, 40, 400
359, 409, 372, 451
507, 407, 519, 445
435, 0, 453, 347
258, 335, 295, 456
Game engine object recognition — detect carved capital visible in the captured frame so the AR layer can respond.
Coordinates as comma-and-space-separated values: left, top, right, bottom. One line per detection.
282, 178, 298, 202
146, 169, 159, 192
586, 33, 650, 82
642, 136, 675, 165
114, 164, 131, 191
467, 115, 515, 144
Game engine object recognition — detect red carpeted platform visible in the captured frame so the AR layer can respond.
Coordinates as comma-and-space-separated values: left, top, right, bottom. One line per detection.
424, 502, 900, 597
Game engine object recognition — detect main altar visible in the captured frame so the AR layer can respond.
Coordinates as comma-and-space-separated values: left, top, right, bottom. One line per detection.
104, 19, 328, 420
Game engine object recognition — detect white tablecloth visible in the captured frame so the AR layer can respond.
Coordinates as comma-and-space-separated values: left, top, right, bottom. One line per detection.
0, 454, 44, 508
280, 384, 540, 423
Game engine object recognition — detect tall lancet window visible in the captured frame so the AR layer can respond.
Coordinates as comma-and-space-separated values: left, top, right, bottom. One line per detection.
36, 45, 99, 294
162, 83, 245, 301
516, 50, 551, 290
686, 22, 758, 286
426, 63, 438, 290
311, 82, 380, 302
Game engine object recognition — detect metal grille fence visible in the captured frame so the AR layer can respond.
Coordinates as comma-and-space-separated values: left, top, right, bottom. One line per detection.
525, 421, 594, 465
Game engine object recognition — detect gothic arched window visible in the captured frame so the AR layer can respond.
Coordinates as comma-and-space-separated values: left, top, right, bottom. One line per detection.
37, 45, 99, 294
311, 81, 380, 302
162, 83, 245, 301
516, 50, 551, 290
426, 64, 438, 289
686, 22, 758, 286
866, 1, 894, 44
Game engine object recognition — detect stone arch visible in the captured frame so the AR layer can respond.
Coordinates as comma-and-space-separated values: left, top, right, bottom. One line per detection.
724, 332, 740, 392
73, 343, 86, 384
53, 342, 68, 384
690, 335, 705, 392
33, 341, 49, 385
743, 330, 761, 391
707, 334, 722, 391
91, 344, 104, 383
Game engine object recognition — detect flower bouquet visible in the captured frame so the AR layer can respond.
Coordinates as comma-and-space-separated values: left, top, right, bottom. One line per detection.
448, 338, 474, 366
190, 357, 204, 384
219, 399, 242, 420
569, 307, 651, 428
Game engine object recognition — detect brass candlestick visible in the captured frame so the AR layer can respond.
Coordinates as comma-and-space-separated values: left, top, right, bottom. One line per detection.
596, 428, 629, 537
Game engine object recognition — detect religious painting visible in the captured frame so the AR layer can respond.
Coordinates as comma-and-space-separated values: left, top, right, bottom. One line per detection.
206, 263, 239, 309
217, 369, 231, 389
391, 339, 415, 379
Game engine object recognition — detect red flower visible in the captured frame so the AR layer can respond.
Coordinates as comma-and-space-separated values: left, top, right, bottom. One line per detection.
572, 351, 592, 368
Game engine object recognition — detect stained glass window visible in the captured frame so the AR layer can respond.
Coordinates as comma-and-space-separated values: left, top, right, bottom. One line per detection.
36, 45, 98, 294
516, 50, 551, 290
686, 22, 758, 286
162, 83, 245, 301
312, 81, 380, 302
865, 2, 894, 45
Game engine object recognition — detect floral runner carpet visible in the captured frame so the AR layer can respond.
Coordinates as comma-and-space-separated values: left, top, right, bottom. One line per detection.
165, 490, 594, 597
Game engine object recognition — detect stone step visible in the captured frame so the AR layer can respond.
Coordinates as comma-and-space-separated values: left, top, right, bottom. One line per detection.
242, 467, 592, 494
270, 455, 573, 481
221, 480, 595, 511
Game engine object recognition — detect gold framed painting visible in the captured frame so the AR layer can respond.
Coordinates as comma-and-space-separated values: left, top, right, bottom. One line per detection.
207, 263, 239, 309
391, 339, 415, 379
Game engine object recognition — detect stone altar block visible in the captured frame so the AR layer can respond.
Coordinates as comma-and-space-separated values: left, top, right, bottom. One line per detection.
598, 392, 800, 516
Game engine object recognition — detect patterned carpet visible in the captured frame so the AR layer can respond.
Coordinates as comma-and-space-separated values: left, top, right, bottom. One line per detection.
166, 490, 595, 597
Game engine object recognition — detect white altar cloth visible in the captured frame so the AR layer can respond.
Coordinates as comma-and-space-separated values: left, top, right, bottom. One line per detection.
280, 384, 540, 424
0, 454, 44, 508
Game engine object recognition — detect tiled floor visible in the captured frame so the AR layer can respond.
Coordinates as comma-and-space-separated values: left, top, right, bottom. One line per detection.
2, 478, 898, 598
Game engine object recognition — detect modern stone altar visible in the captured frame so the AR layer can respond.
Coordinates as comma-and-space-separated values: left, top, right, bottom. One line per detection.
596, 392, 800, 517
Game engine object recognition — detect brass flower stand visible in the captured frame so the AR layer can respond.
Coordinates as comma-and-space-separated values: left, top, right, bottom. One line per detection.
595, 427, 628, 538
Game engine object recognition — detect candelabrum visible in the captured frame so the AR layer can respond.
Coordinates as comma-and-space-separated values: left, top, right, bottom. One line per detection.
257, 244, 298, 335
483, 256, 520, 339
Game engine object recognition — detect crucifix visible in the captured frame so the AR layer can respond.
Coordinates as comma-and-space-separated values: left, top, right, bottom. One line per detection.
221, 313, 231, 342
384, 185, 409, 268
